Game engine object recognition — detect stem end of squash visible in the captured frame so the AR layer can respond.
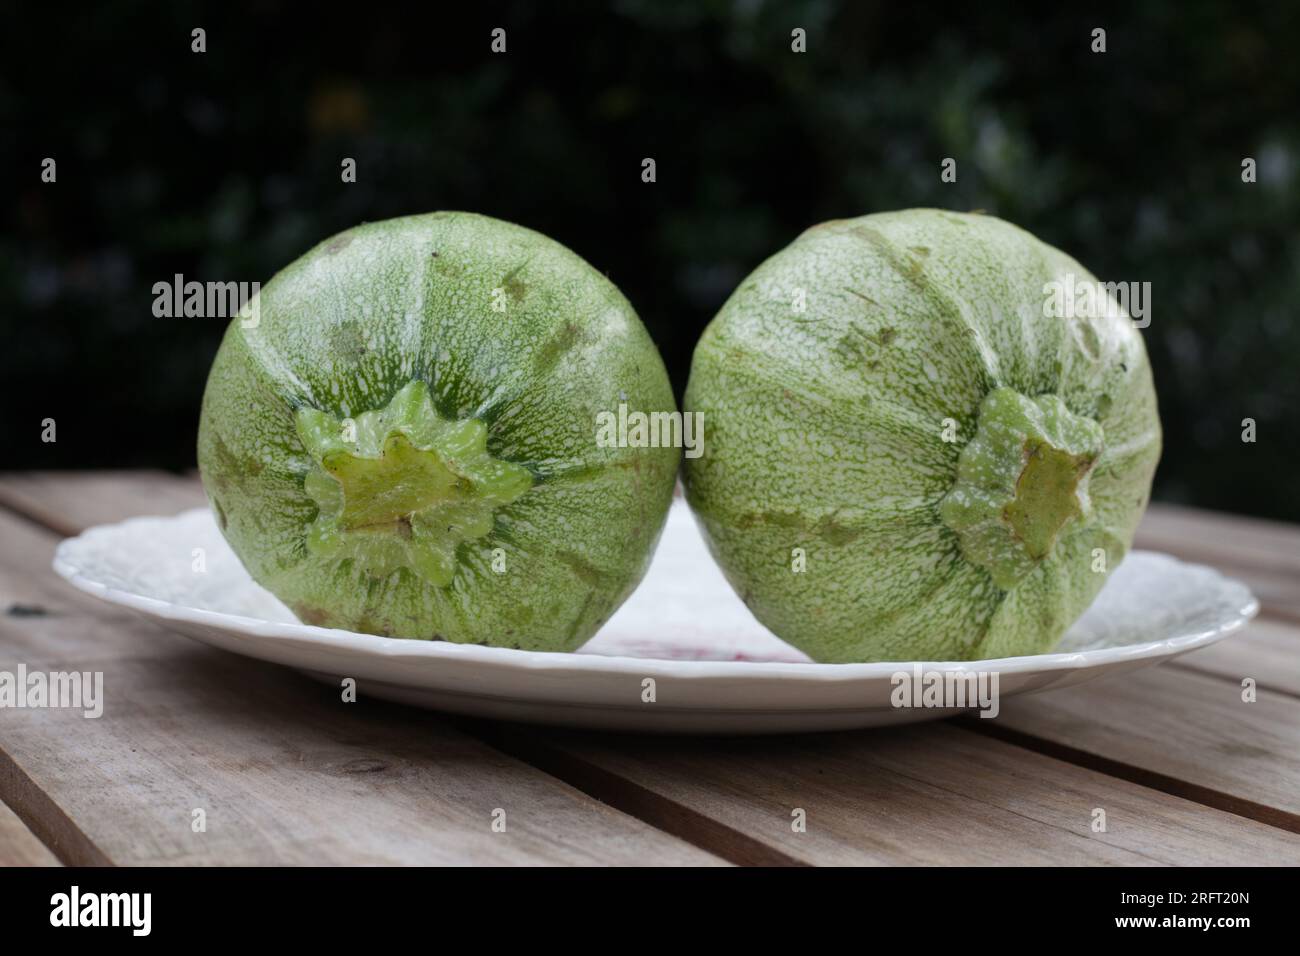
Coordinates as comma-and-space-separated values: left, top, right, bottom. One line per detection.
940, 387, 1103, 590
294, 381, 532, 586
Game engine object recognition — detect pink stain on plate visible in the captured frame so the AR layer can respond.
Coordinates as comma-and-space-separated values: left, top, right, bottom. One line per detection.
580, 638, 810, 664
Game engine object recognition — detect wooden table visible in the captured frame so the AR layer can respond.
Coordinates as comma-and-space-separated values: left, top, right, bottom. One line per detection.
1, 471, 1297, 866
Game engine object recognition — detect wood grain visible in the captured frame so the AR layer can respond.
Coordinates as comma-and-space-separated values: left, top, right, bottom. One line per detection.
0, 470, 208, 538
1171, 618, 1300, 699
5, 470, 1299, 867
978, 664, 1300, 831
0, 491, 721, 866
506, 502, 1300, 862
483, 721, 1300, 865
0, 798, 59, 866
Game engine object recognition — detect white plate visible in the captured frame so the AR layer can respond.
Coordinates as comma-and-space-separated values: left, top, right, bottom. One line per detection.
53, 501, 1256, 733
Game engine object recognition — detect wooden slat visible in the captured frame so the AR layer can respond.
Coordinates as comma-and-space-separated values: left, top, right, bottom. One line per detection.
8, 471, 1300, 867
1140, 503, 1300, 568
981, 664, 1300, 830
0, 488, 721, 866
1137, 503, 1300, 622
0, 470, 208, 538
484, 721, 1300, 865
0, 799, 59, 866
1171, 618, 1300, 698
507, 502, 1300, 863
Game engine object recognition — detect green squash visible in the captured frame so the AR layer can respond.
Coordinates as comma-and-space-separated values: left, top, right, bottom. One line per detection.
198, 212, 678, 650
682, 209, 1161, 663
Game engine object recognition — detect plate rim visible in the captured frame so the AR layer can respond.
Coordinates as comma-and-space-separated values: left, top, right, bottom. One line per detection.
52, 507, 1260, 684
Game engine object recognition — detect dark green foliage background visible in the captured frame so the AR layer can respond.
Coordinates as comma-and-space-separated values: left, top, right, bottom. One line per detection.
4, 1, 1298, 519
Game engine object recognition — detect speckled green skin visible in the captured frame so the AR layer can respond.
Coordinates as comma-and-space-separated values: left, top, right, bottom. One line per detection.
198, 212, 678, 650
682, 210, 1161, 663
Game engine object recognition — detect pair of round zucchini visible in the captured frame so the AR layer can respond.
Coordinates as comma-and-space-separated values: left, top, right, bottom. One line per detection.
198, 210, 1160, 662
